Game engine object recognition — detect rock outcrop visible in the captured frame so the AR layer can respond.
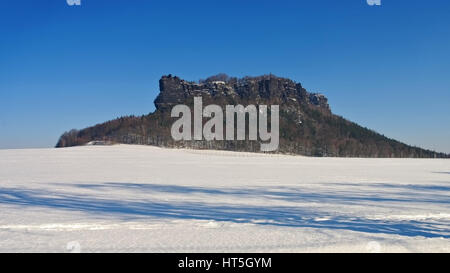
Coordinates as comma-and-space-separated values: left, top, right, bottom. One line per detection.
155, 74, 330, 112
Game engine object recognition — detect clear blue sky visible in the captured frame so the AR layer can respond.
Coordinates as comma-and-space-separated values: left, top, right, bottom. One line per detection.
1, 0, 449, 153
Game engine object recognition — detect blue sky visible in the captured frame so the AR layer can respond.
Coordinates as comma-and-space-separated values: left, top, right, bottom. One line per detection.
1, 0, 449, 153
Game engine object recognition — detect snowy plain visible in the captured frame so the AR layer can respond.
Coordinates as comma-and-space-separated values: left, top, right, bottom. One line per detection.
0, 144, 449, 252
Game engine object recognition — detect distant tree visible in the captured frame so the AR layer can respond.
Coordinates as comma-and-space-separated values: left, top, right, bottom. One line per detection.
199, 73, 233, 83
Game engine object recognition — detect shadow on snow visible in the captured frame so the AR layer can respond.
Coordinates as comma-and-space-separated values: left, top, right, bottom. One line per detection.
0, 181, 449, 238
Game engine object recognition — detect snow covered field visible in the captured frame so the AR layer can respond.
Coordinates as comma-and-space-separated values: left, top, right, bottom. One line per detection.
0, 145, 449, 252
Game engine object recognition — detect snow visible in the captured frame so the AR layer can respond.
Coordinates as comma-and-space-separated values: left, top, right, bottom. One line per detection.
0, 144, 449, 252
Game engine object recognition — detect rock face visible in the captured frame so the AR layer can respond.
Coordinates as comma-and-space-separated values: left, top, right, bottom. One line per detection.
155, 74, 329, 112
56, 74, 449, 158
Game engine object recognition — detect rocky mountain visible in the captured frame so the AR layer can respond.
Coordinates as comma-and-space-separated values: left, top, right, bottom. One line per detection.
56, 74, 449, 158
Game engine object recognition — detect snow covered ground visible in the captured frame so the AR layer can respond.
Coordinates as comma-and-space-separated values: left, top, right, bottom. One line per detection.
0, 145, 449, 252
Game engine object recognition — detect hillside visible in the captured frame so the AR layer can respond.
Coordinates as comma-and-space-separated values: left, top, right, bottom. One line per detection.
56, 74, 449, 158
